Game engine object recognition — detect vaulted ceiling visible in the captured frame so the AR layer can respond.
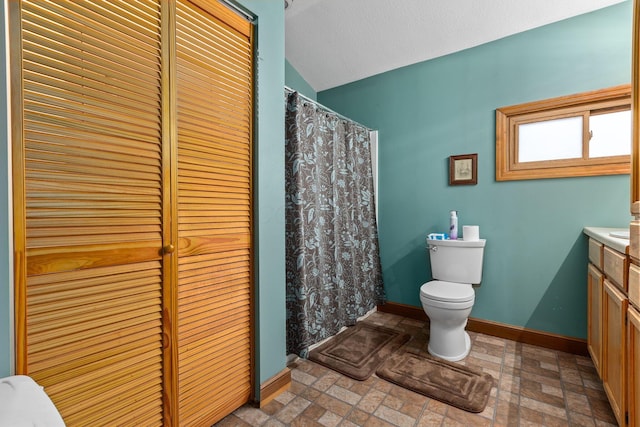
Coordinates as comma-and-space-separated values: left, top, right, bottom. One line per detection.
285, 0, 628, 92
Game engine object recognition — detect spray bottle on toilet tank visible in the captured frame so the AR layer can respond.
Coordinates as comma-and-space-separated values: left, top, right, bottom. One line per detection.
449, 210, 458, 240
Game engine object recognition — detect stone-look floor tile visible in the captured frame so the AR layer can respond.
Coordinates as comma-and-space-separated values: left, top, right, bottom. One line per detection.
470, 340, 506, 358
326, 384, 361, 406
313, 393, 352, 417
334, 375, 356, 389
442, 416, 472, 427
290, 415, 324, 427
369, 376, 394, 393
359, 415, 396, 427
233, 405, 272, 425
216, 414, 253, 426
276, 396, 312, 424
520, 396, 568, 419
381, 393, 404, 411
560, 367, 585, 386
349, 381, 371, 397
445, 405, 493, 427
301, 402, 326, 421
300, 385, 323, 401
503, 355, 522, 369
374, 404, 416, 426
312, 371, 341, 392
292, 369, 317, 386
497, 390, 520, 404
290, 380, 308, 395
274, 389, 296, 405
565, 390, 592, 416
317, 410, 342, 427
357, 388, 386, 413
521, 344, 557, 359
261, 399, 285, 416
576, 355, 594, 367
520, 369, 563, 388
557, 352, 579, 367
494, 398, 519, 425
217, 311, 618, 427
398, 401, 425, 419
263, 419, 286, 427
519, 405, 546, 424
583, 378, 605, 391
346, 408, 371, 426
425, 398, 449, 415
474, 333, 508, 348
569, 411, 597, 427
476, 395, 497, 420
520, 378, 565, 409
521, 357, 562, 379
587, 395, 618, 424
594, 420, 618, 427
498, 372, 518, 391
416, 410, 445, 427
564, 381, 587, 394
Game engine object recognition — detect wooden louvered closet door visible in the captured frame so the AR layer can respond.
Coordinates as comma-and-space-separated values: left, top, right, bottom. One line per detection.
12, 1, 254, 426
12, 1, 166, 425
175, 1, 253, 425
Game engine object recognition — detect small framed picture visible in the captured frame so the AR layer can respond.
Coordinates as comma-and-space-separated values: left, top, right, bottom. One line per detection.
449, 153, 477, 186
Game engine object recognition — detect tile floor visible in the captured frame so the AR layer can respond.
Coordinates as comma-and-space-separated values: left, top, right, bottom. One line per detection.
216, 311, 617, 427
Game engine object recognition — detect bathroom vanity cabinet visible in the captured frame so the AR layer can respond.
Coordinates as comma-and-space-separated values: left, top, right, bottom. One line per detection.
584, 227, 639, 427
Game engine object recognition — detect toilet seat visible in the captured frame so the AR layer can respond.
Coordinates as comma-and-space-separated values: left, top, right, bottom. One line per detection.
420, 280, 474, 303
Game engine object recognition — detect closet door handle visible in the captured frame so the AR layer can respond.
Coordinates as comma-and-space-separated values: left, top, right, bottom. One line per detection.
163, 244, 175, 254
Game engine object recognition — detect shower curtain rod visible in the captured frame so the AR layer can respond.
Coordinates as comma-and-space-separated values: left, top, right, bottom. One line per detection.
285, 86, 375, 132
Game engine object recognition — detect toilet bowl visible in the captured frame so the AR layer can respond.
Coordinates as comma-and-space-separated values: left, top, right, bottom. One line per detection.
421, 238, 486, 361
420, 280, 475, 361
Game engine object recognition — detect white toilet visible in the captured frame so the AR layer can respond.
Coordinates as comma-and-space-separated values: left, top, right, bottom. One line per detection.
420, 238, 486, 361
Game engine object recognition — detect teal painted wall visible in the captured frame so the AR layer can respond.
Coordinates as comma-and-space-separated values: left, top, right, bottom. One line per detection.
285, 59, 317, 100
319, 2, 633, 339
237, 0, 287, 396
0, 1, 288, 393
0, 2, 12, 377
237, 0, 287, 394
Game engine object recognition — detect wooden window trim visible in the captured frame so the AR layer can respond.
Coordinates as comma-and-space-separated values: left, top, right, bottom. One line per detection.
496, 84, 632, 181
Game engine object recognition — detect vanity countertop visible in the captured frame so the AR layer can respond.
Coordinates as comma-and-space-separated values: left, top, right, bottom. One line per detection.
583, 226, 630, 254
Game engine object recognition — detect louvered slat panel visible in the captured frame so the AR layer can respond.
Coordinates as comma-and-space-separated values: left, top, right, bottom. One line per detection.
17, 1, 165, 425
176, 0, 253, 425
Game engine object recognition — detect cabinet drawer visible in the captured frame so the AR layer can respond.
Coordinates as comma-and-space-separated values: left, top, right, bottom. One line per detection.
630, 263, 640, 309
603, 246, 628, 292
589, 238, 604, 269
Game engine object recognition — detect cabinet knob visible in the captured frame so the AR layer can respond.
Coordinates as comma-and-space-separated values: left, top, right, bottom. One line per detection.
163, 244, 175, 254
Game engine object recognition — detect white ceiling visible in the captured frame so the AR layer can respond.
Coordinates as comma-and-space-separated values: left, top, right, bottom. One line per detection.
285, 0, 628, 92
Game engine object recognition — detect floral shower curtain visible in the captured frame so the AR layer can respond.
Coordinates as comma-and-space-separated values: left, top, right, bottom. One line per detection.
285, 91, 385, 356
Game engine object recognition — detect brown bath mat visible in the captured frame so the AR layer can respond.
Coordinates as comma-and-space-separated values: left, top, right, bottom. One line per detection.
376, 350, 493, 413
308, 322, 411, 381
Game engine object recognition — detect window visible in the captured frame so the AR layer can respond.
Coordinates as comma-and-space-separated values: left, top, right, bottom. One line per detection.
496, 85, 631, 181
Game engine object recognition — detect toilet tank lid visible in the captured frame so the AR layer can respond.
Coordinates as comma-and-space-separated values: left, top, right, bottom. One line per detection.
426, 238, 486, 248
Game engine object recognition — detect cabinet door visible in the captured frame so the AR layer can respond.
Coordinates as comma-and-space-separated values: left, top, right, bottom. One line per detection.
629, 306, 640, 427
603, 279, 628, 426
588, 264, 604, 375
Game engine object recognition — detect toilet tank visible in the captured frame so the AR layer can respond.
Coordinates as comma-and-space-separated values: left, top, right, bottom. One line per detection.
427, 238, 486, 284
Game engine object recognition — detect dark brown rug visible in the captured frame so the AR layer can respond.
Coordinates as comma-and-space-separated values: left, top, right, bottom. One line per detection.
308, 322, 411, 381
376, 350, 494, 413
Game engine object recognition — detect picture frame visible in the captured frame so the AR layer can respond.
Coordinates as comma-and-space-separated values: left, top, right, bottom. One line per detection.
449, 153, 477, 186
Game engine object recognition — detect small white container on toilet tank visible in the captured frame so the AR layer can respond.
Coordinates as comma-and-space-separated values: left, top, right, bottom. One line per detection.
420, 238, 486, 361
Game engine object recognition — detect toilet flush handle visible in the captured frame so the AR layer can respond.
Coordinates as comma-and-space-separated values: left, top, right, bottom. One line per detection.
428, 245, 438, 252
